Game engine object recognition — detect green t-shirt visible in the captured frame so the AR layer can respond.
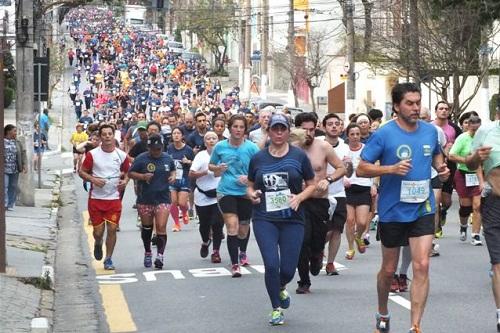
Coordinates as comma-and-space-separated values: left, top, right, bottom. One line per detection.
450, 132, 475, 172
471, 120, 500, 177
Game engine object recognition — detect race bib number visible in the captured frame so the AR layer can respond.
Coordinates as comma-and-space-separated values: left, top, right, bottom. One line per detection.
465, 173, 479, 187
175, 161, 183, 180
400, 180, 430, 203
265, 189, 291, 212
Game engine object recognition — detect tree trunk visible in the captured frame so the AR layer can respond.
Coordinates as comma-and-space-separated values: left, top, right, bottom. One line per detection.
361, 0, 373, 59
452, 73, 461, 119
310, 85, 316, 113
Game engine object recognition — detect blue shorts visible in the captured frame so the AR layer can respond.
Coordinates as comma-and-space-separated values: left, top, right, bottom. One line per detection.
170, 178, 190, 192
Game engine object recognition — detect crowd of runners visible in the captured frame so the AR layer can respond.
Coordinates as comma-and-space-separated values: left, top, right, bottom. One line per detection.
67, 7, 500, 333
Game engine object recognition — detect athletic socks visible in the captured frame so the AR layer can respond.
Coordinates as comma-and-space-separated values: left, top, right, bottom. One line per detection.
141, 226, 153, 253
238, 228, 251, 252
170, 204, 180, 226
227, 235, 239, 265
156, 234, 167, 255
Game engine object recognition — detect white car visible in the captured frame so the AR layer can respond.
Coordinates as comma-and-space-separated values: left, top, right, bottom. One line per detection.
167, 41, 184, 54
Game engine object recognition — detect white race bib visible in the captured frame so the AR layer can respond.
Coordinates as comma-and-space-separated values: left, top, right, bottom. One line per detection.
175, 161, 183, 180
465, 173, 479, 187
400, 180, 430, 203
265, 189, 291, 212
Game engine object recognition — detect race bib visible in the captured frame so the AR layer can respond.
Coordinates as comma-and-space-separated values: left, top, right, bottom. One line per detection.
175, 161, 183, 180
265, 189, 291, 212
465, 173, 479, 187
400, 180, 430, 203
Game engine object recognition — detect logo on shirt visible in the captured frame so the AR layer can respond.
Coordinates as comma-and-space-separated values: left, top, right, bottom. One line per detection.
423, 145, 431, 156
263, 172, 289, 191
164, 164, 170, 172
147, 163, 156, 172
396, 145, 412, 160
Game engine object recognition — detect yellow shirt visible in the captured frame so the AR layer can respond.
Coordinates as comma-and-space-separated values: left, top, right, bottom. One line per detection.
71, 131, 88, 146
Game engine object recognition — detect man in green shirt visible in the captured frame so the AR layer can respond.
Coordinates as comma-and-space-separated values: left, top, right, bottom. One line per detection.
466, 106, 500, 332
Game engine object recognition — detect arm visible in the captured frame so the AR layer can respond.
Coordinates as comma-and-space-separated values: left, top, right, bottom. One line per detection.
79, 164, 106, 188
289, 179, 316, 211
465, 146, 492, 171
325, 143, 346, 182
432, 152, 450, 182
356, 159, 409, 178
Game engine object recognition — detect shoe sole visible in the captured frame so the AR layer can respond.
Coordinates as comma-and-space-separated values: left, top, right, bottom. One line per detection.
232, 272, 242, 278
326, 271, 339, 276
154, 259, 163, 269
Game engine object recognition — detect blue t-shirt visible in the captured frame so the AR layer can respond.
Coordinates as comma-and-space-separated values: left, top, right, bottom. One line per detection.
360, 120, 441, 223
129, 152, 175, 204
186, 130, 206, 150
248, 146, 314, 223
210, 139, 260, 196
167, 144, 195, 182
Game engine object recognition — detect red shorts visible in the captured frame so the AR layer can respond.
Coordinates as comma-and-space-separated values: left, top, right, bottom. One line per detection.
137, 203, 170, 218
88, 198, 122, 227
454, 170, 481, 198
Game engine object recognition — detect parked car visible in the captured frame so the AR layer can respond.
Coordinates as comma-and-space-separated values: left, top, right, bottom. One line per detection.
181, 51, 207, 63
167, 41, 184, 54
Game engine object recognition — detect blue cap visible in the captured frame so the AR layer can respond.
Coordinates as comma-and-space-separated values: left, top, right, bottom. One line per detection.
269, 114, 290, 129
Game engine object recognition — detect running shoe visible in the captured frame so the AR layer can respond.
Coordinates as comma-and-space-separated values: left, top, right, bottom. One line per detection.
434, 227, 443, 239
269, 309, 284, 326
375, 313, 390, 333
355, 237, 367, 254
345, 249, 355, 260
325, 262, 339, 276
188, 209, 194, 219
94, 242, 103, 261
408, 325, 421, 333
144, 252, 152, 268
497, 313, 500, 332
295, 284, 310, 294
200, 240, 211, 258
154, 255, 164, 269
370, 214, 379, 231
151, 234, 158, 246
211, 251, 221, 263
471, 234, 483, 246
309, 252, 323, 276
430, 243, 440, 257
172, 224, 181, 232
103, 258, 115, 270
363, 233, 371, 246
239, 252, 250, 266
279, 289, 290, 309
398, 274, 409, 292
231, 264, 242, 278
460, 226, 467, 242
390, 274, 400, 293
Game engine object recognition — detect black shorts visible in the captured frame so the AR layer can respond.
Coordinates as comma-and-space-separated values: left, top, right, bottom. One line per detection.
442, 161, 456, 194
482, 193, 500, 265
217, 194, 252, 224
431, 176, 442, 189
346, 185, 372, 207
377, 214, 435, 248
72, 146, 82, 154
326, 197, 347, 233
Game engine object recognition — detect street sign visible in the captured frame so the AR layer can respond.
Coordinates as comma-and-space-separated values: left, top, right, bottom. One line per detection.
34, 56, 49, 102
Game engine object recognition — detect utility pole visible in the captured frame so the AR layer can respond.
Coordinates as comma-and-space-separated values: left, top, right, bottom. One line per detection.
242, 0, 251, 99
0, 10, 7, 273
238, 0, 243, 89
16, 0, 36, 206
345, 0, 356, 121
287, 0, 296, 106
260, 0, 269, 99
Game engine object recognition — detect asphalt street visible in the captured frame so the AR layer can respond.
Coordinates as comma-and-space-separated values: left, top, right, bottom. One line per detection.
73, 180, 495, 333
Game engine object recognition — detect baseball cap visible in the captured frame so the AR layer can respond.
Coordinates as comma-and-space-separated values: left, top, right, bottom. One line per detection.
136, 121, 148, 130
147, 133, 163, 148
269, 114, 290, 129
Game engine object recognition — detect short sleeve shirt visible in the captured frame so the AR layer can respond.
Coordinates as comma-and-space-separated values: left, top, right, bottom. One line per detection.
248, 146, 314, 223
360, 120, 440, 223
190, 150, 220, 206
471, 120, 500, 177
167, 144, 195, 181
449, 132, 475, 172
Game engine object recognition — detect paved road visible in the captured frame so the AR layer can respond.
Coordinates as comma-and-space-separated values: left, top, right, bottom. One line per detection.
72, 180, 495, 333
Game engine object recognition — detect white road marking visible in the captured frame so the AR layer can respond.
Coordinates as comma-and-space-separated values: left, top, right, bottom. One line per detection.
389, 293, 411, 310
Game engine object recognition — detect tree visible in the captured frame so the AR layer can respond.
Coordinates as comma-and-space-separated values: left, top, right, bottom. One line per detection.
176, 0, 237, 75
368, 0, 500, 118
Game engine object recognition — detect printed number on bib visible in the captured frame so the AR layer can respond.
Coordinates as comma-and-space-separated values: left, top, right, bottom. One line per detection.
265, 189, 291, 212
465, 173, 479, 187
400, 180, 430, 203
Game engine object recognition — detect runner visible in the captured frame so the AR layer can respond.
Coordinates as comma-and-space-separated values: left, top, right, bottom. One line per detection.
247, 114, 316, 325
189, 131, 224, 263
167, 127, 195, 231
128, 133, 176, 269
357, 83, 449, 333
293, 112, 346, 293
209, 114, 259, 277
79, 124, 130, 270
465, 105, 500, 332
70, 123, 89, 173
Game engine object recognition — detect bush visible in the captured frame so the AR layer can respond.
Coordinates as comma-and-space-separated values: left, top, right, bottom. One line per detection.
4, 86, 14, 108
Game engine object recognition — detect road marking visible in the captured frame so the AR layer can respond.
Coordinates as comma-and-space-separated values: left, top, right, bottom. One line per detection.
83, 211, 137, 332
389, 293, 411, 310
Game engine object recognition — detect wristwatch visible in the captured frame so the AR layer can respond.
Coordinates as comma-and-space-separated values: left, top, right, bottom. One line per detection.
326, 176, 334, 184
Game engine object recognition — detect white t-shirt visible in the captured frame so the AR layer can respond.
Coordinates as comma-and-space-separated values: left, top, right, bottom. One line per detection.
431, 125, 447, 178
326, 138, 348, 197
347, 143, 373, 187
249, 128, 265, 144
190, 150, 220, 206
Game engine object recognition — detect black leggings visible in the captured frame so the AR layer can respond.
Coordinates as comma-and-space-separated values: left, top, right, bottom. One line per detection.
196, 204, 224, 250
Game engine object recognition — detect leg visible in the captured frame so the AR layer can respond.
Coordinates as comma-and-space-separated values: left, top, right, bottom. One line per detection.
408, 234, 433, 327
355, 205, 371, 240
211, 205, 224, 251
297, 218, 312, 287
177, 191, 190, 224
104, 222, 118, 259
279, 223, 305, 287
326, 230, 341, 263
345, 204, 356, 252
196, 205, 211, 244
471, 195, 482, 235
7, 173, 18, 208
170, 191, 180, 227
377, 245, 401, 315
154, 204, 169, 255
223, 213, 240, 265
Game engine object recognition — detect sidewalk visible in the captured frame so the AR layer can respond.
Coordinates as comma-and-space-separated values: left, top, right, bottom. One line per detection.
0, 90, 66, 332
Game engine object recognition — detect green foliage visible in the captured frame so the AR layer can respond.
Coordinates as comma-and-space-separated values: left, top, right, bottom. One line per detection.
490, 93, 499, 121
174, 28, 182, 43
4, 87, 14, 108
429, 0, 500, 24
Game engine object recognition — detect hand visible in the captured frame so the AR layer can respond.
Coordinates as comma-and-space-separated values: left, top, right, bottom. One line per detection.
343, 179, 351, 188
370, 185, 378, 197
475, 146, 493, 161
289, 194, 302, 211
181, 155, 191, 164
436, 163, 450, 182
168, 175, 175, 184
249, 190, 262, 204
117, 179, 127, 192
218, 163, 228, 173
238, 175, 248, 185
92, 177, 106, 188
392, 159, 412, 176
316, 179, 329, 192
142, 172, 154, 183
